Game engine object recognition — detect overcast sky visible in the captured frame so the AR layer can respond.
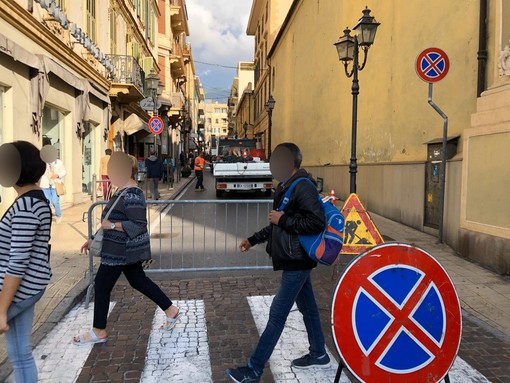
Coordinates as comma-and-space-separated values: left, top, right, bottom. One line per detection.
186, 0, 254, 102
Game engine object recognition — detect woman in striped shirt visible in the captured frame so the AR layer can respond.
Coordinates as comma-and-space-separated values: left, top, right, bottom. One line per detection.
0, 141, 51, 383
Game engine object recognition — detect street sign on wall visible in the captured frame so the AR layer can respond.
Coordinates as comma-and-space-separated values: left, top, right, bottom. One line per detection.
416, 48, 450, 83
341, 194, 384, 255
148, 116, 164, 135
140, 97, 162, 111
331, 243, 462, 383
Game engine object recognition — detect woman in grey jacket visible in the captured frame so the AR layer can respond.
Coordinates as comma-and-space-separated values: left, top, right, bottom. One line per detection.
75, 152, 181, 345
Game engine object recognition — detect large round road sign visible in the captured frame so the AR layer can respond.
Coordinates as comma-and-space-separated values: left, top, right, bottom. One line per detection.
416, 48, 450, 83
331, 243, 461, 383
148, 116, 164, 135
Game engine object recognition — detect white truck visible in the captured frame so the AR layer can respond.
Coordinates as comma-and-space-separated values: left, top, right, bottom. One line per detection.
213, 138, 273, 198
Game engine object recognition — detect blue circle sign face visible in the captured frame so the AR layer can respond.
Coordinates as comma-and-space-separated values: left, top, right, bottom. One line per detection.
149, 116, 164, 135
416, 48, 450, 83
331, 243, 462, 383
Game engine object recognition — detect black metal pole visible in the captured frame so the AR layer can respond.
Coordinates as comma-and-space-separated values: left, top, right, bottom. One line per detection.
349, 39, 360, 194
268, 110, 272, 159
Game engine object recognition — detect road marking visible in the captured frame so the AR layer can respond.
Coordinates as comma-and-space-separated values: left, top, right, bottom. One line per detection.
249, 295, 491, 383
141, 300, 212, 382
247, 295, 350, 383
6, 302, 115, 383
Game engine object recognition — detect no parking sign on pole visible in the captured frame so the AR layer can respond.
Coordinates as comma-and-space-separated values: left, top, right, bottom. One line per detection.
331, 243, 461, 383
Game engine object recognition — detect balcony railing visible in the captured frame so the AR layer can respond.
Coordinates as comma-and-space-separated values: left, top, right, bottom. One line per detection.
107, 55, 144, 94
171, 0, 184, 8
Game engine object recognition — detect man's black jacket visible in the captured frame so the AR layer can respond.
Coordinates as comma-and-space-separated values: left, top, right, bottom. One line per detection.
248, 168, 326, 271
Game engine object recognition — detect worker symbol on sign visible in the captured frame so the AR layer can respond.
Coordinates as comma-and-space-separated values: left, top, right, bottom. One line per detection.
345, 220, 372, 245
341, 194, 384, 254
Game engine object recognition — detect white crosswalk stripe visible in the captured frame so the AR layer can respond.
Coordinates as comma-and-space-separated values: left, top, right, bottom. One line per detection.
6, 302, 115, 383
249, 295, 490, 383
141, 300, 212, 383
7, 297, 492, 382
247, 295, 350, 383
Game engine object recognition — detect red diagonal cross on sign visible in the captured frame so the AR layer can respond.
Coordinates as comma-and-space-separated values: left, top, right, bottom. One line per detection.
415, 48, 450, 83
422, 54, 445, 76
360, 274, 441, 361
331, 243, 462, 383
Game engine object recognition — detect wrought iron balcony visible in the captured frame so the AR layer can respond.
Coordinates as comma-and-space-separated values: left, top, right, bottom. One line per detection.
107, 55, 145, 102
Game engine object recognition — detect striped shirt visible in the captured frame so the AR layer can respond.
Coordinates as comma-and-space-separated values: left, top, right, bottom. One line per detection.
0, 190, 52, 302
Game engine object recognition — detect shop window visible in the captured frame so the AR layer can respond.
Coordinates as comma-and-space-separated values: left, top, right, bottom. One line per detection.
42, 106, 65, 159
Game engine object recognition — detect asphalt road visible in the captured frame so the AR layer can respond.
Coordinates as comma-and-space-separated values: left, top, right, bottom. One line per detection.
147, 170, 275, 272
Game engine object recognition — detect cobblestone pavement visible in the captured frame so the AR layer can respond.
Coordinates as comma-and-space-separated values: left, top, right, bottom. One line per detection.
6, 267, 509, 383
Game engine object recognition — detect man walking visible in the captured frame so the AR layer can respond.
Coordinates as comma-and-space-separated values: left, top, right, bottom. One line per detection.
194, 151, 206, 191
145, 150, 163, 200
99, 149, 112, 199
227, 143, 329, 383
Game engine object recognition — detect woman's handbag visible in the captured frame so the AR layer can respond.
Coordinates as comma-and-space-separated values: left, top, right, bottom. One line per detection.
55, 182, 65, 196
89, 188, 128, 257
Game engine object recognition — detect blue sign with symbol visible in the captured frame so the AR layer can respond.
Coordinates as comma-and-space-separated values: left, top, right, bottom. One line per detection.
353, 265, 446, 373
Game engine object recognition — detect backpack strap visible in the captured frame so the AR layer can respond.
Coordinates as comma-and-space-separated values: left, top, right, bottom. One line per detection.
277, 177, 316, 211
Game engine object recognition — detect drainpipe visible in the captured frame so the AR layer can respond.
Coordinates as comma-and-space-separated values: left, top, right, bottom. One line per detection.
477, 0, 488, 97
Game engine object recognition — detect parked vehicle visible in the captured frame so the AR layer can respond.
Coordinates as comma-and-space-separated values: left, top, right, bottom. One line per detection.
213, 138, 273, 198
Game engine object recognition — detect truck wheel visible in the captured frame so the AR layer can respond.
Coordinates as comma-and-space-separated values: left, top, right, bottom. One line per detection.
216, 190, 223, 198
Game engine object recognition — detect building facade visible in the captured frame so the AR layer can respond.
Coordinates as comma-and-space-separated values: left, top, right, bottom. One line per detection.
227, 61, 255, 139
204, 101, 228, 153
247, 0, 292, 157
0, 0, 199, 213
264, 0, 510, 274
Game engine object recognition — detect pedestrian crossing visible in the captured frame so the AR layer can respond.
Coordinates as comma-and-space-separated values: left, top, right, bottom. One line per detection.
7, 296, 491, 382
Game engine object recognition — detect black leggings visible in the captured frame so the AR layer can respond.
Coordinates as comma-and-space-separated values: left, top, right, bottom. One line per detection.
93, 262, 172, 329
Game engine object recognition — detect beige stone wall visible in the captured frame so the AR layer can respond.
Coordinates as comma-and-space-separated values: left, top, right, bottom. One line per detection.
270, 0, 479, 167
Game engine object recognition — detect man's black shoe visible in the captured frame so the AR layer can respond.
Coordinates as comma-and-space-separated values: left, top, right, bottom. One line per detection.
291, 353, 330, 369
226, 366, 261, 383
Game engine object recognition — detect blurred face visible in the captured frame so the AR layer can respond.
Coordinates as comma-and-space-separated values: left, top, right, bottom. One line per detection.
107, 152, 133, 187
40, 145, 58, 163
0, 143, 21, 187
270, 146, 295, 183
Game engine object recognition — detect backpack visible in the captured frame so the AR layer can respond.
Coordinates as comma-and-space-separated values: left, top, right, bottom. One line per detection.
278, 178, 345, 266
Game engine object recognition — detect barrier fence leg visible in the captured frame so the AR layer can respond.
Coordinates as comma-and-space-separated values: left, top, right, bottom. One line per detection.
444, 373, 451, 383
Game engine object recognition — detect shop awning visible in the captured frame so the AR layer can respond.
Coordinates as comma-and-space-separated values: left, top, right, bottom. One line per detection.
123, 113, 149, 135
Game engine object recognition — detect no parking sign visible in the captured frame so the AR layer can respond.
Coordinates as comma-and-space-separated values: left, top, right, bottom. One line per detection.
331, 243, 461, 383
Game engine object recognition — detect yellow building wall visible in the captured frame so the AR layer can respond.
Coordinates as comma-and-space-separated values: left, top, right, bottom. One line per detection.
270, 0, 479, 167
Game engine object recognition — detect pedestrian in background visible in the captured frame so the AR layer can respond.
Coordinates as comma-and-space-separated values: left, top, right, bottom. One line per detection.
40, 155, 66, 224
145, 150, 163, 200
194, 151, 207, 191
0, 141, 52, 383
75, 153, 181, 345
99, 149, 112, 199
227, 143, 328, 383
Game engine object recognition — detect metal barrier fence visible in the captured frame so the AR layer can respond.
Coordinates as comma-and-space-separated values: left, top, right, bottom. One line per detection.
85, 199, 273, 307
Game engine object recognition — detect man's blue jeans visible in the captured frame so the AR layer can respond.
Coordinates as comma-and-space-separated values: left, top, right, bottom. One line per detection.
248, 270, 326, 375
42, 187, 61, 218
6, 290, 45, 383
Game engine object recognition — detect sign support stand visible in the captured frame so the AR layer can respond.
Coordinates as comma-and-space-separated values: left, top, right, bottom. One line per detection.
428, 83, 448, 244
333, 363, 452, 383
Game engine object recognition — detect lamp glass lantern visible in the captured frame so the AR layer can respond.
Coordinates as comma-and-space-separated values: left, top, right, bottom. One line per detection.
353, 7, 380, 47
334, 28, 355, 62
265, 95, 276, 112
157, 80, 164, 96
146, 69, 160, 93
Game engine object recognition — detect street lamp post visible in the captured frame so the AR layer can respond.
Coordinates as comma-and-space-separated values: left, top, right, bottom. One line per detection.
265, 95, 275, 159
334, 7, 380, 194
243, 121, 248, 138
179, 105, 189, 157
